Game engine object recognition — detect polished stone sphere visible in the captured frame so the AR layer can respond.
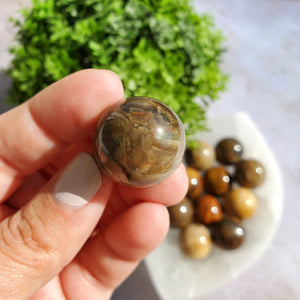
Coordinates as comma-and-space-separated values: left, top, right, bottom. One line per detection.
194, 194, 223, 225
94, 97, 185, 186
235, 159, 265, 188
211, 215, 245, 250
180, 223, 212, 259
203, 166, 231, 195
215, 137, 243, 165
168, 198, 194, 228
185, 141, 216, 170
186, 167, 203, 200
223, 187, 257, 219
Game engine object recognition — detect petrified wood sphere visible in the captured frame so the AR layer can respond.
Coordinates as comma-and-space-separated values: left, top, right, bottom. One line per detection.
94, 97, 185, 186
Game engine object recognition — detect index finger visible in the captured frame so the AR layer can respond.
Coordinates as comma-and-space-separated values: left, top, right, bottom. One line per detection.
0, 69, 124, 200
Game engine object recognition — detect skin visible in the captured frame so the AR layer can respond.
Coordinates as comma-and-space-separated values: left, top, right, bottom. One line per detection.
0, 69, 188, 300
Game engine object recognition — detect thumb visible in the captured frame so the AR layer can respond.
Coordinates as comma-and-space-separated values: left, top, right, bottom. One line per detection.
0, 153, 110, 299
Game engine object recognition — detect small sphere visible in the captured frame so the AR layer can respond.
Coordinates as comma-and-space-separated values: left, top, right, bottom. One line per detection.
204, 166, 231, 195
186, 167, 203, 200
235, 159, 265, 188
210, 215, 245, 250
94, 97, 185, 186
168, 198, 194, 228
185, 141, 216, 170
215, 138, 243, 165
194, 194, 223, 225
223, 187, 257, 219
180, 223, 212, 259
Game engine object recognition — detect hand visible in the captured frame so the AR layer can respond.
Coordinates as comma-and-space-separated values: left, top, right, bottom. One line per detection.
0, 69, 188, 300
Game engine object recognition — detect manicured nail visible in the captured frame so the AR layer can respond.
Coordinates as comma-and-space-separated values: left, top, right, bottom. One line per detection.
55, 153, 102, 208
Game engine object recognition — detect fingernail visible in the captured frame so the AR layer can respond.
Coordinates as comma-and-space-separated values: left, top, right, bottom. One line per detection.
54, 153, 102, 208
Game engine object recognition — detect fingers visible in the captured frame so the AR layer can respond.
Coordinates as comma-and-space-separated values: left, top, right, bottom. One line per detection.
7, 172, 47, 209
104, 203, 169, 261
96, 163, 188, 231
7, 138, 94, 209
58, 165, 186, 299
61, 202, 169, 299
0, 153, 109, 299
0, 69, 124, 201
0, 204, 15, 221
118, 163, 188, 206
28, 69, 124, 144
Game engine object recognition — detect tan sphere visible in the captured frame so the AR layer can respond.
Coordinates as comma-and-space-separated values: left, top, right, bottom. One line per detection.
180, 223, 212, 259
223, 187, 258, 219
187, 141, 216, 170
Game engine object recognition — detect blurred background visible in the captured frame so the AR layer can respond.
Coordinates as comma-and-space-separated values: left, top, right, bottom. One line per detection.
1, 0, 299, 299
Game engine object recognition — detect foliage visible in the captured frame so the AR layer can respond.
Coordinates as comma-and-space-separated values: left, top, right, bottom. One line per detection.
6, 0, 229, 144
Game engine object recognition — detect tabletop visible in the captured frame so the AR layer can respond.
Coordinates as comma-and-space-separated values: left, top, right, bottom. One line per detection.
0, 0, 299, 299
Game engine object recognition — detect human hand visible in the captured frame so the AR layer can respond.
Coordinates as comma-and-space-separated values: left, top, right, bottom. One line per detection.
0, 69, 188, 300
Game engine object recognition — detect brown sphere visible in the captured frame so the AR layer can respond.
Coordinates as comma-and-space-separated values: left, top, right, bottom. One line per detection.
210, 215, 245, 250
223, 187, 257, 219
180, 223, 212, 259
168, 198, 194, 228
94, 97, 185, 186
185, 141, 216, 170
186, 167, 203, 200
194, 194, 223, 225
235, 159, 265, 188
215, 138, 243, 165
204, 166, 231, 195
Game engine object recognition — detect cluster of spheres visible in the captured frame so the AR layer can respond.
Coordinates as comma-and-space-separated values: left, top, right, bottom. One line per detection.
93, 96, 266, 260
169, 138, 266, 259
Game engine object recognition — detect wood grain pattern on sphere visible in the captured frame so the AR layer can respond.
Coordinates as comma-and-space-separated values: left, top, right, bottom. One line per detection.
94, 97, 185, 186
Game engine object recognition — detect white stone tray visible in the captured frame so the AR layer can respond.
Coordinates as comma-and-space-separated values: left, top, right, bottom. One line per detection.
145, 112, 283, 300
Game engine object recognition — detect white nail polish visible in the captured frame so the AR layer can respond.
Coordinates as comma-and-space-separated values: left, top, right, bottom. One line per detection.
55, 153, 102, 208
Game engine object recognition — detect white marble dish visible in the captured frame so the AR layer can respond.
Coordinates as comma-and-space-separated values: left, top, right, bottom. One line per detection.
145, 112, 283, 300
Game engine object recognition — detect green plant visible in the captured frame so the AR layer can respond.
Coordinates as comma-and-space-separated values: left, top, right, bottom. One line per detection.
7, 0, 228, 144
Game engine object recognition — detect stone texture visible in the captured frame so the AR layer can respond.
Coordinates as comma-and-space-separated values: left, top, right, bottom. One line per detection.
94, 97, 185, 186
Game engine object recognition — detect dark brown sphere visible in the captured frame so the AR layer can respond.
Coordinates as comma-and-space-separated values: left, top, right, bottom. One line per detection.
180, 223, 212, 259
235, 159, 265, 188
215, 138, 243, 165
223, 187, 257, 219
194, 194, 223, 225
186, 167, 203, 200
210, 215, 245, 250
204, 166, 231, 195
168, 198, 194, 228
